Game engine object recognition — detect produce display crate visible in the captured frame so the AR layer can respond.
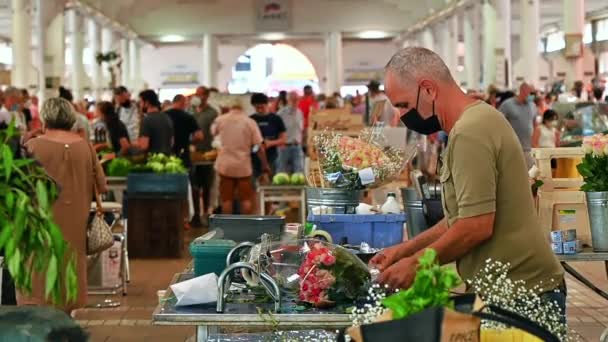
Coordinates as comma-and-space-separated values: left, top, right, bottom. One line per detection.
127, 197, 187, 258
209, 215, 285, 243
307, 214, 406, 249
127, 173, 189, 199
190, 239, 236, 277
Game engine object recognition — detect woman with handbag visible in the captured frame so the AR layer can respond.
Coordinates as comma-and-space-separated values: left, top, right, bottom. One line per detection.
18, 97, 107, 313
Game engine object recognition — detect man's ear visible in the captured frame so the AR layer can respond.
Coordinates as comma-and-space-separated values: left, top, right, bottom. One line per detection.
419, 79, 438, 100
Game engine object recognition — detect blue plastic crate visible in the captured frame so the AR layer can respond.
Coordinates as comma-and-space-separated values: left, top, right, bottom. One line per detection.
307, 214, 406, 249
127, 173, 189, 199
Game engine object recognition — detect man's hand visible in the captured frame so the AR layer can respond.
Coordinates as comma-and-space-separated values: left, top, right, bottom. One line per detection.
369, 244, 404, 271
377, 257, 418, 290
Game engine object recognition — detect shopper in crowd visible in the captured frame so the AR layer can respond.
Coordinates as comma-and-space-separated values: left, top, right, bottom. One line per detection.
372, 47, 565, 318
250, 93, 287, 176
18, 97, 107, 313
114, 86, 139, 142
0, 87, 27, 133
544, 93, 555, 109
164, 94, 203, 166
593, 87, 605, 103
94, 101, 131, 155
572, 80, 588, 101
277, 91, 304, 174
276, 90, 288, 111
191, 87, 219, 227
137, 90, 174, 154
161, 100, 172, 111
498, 82, 537, 169
213, 97, 271, 215
532, 109, 560, 149
325, 96, 339, 109
316, 94, 327, 110
298, 85, 318, 129
58, 86, 90, 140
368, 80, 398, 126
29, 95, 41, 131
486, 85, 498, 108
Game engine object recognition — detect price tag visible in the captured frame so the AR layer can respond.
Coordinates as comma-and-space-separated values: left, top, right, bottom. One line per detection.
359, 168, 375, 185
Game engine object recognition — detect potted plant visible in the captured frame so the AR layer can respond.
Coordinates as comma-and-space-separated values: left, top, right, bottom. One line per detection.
577, 134, 608, 252
0, 123, 77, 304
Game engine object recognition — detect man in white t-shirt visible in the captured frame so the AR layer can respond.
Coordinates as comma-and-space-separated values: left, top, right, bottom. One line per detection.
368, 80, 398, 126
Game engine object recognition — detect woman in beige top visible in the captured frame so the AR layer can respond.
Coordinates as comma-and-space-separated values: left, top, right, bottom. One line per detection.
18, 98, 107, 313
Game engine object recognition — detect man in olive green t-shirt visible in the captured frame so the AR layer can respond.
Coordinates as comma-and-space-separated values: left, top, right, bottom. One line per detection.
370, 47, 565, 313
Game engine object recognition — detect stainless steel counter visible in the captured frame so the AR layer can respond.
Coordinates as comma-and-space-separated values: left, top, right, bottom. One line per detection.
152, 272, 351, 342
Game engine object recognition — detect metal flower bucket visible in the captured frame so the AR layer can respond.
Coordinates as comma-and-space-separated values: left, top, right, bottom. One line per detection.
585, 192, 608, 252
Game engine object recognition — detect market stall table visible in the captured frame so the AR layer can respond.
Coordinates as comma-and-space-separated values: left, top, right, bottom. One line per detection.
152, 272, 351, 342
558, 249, 608, 301
258, 185, 306, 223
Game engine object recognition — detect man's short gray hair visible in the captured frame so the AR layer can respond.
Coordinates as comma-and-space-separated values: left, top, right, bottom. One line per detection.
385, 47, 454, 85
41, 97, 77, 130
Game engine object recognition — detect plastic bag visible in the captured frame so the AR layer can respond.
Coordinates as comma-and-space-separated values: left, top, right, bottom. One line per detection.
313, 123, 416, 190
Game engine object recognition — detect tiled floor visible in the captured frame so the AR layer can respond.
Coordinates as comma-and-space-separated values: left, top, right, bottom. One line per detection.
73, 231, 608, 341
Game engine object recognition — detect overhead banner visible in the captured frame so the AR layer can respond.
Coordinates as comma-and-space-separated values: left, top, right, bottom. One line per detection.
254, 0, 290, 32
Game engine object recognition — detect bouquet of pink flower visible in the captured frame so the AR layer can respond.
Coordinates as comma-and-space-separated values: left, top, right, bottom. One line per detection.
578, 134, 608, 192
295, 241, 369, 307
247, 239, 370, 308
313, 127, 410, 190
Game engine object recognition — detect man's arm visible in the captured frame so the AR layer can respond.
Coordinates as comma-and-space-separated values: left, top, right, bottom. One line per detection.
137, 136, 149, 151
412, 213, 494, 265
265, 132, 287, 148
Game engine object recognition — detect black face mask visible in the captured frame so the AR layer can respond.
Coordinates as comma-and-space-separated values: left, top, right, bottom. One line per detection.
400, 86, 442, 135
121, 99, 131, 108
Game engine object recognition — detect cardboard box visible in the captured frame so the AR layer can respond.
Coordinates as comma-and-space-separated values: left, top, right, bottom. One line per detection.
550, 231, 564, 243
563, 240, 582, 255
550, 229, 577, 243
551, 242, 563, 254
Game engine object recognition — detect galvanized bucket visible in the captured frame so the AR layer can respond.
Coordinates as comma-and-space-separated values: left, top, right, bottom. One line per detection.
585, 191, 608, 252
401, 187, 428, 239
305, 188, 362, 215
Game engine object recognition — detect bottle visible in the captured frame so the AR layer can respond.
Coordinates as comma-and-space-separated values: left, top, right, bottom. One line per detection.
381, 192, 401, 214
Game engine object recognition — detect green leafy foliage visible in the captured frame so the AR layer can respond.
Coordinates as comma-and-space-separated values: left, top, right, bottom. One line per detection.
0, 122, 78, 304
106, 157, 133, 177
326, 246, 370, 303
145, 153, 187, 174
577, 154, 608, 192
382, 249, 460, 320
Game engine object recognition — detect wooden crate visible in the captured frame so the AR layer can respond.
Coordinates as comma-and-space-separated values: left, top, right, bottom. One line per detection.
127, 197, 187, 258
531, 147, 584, 191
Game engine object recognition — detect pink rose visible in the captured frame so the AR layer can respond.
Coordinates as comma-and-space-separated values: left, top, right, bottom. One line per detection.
321, 254, 336, 266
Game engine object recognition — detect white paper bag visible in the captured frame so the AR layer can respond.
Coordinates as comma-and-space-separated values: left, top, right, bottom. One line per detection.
170, 273, 219, 306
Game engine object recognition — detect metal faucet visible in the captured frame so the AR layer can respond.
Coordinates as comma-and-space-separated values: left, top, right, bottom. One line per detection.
216, 262, 281, 313
225, 242, 256, 267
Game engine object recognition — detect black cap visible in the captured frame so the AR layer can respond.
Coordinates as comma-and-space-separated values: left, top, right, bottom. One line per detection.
250, 93, 269, 105
367, 80, 381, 92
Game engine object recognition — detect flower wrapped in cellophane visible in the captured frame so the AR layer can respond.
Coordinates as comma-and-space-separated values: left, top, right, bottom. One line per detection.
313, 124, 413, 190
243, 239, 371, 308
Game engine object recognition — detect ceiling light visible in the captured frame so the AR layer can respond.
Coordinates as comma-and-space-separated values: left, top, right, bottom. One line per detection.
261, 33, 286, 41
160, 34, 185, 43
358, 30, 388, 39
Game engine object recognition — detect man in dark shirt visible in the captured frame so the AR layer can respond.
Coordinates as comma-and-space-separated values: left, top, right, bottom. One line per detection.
164, 94, 203, 167
250, 93, 287, 178
137, 90, 174, 155
191, 87, 218, 227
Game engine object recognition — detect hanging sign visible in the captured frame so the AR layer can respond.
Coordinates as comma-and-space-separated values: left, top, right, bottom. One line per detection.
160, 64, 199, 86
254, 0, 291, 32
